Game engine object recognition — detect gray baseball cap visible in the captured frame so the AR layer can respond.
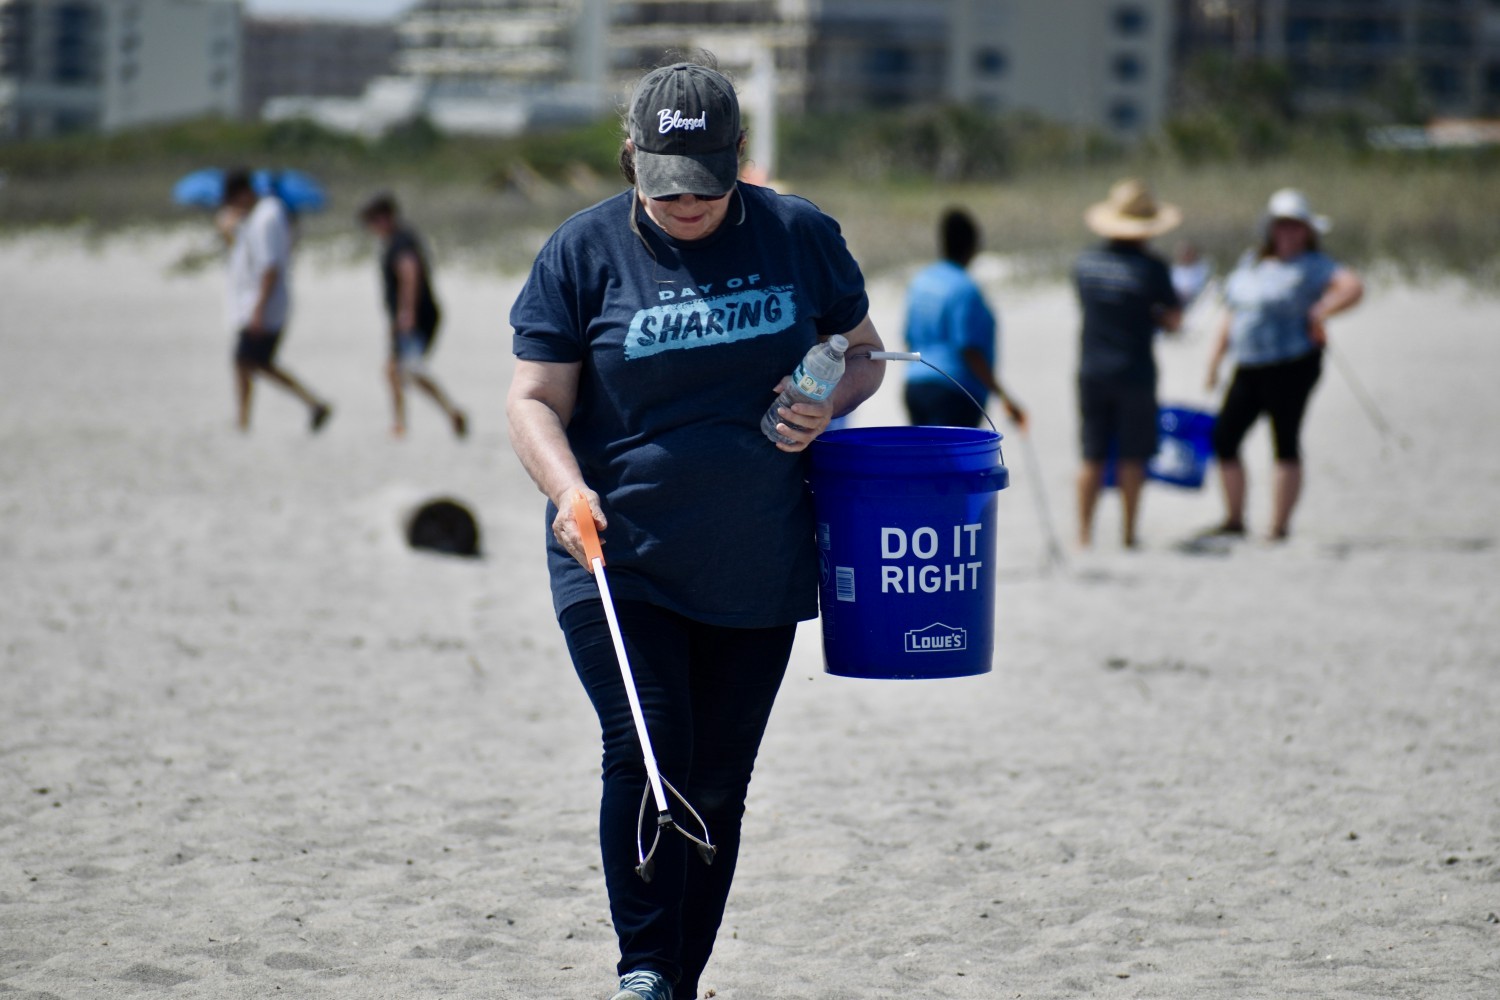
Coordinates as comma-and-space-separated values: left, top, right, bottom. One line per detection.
628, 63, 741, 199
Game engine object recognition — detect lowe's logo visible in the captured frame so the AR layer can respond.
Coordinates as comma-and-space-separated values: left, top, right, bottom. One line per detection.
904, 622, 967, 653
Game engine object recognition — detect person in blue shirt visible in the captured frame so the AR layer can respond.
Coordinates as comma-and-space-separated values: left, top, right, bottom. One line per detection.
505, 59, 885, 1000
1205, 189, 1364, 541
1073, 178, 1183, 549
902, 209, 1026, 429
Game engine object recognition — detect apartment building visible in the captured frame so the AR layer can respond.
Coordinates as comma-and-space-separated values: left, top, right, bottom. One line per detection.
242, 17, 398, 119
1176, 0, 1500, 117
947, 0, 1173, 136
0, 0, 239, 139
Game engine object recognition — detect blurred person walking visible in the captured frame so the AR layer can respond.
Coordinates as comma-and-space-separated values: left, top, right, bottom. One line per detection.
902, 208, 1026, 429
359, 193, 468, 439
222, 169, 332, 433
1072, 179, 1183, 549
1204, 189, 1363, 541
506, 58, 884, 1000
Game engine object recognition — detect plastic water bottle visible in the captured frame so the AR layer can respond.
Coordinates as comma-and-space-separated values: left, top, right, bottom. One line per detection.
761, 334, 849, 445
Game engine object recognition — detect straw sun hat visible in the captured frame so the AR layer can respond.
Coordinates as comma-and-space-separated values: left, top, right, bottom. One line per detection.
1084, 178, 1182, 240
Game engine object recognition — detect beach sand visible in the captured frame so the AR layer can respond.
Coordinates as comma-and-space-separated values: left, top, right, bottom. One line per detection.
2, 232, 1496, 999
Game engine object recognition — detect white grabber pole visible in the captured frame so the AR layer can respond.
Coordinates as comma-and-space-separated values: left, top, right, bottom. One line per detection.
570, 492, 715, 881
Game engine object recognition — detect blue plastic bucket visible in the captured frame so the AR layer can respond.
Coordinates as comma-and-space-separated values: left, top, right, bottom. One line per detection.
1102, 404, 1218, 490
1148, 405, 1216, 488
808, 426, 1009, 679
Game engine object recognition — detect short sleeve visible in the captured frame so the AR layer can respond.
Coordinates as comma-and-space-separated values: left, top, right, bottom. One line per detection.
1308, 252, 1340, 292
511, 247, 586, 363
795, 204, 869, 336
251, 203, 291, 272
1151, 256, 1180, 311
954, 284, 995, 353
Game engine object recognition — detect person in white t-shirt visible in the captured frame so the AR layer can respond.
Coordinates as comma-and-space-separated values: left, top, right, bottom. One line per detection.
223, 169, 332, 433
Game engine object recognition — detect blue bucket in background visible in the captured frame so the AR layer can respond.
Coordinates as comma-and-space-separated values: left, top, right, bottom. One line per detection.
1148, 405, 1217, 488
808, 426, 1009, 679
1102, 404, 1218, 490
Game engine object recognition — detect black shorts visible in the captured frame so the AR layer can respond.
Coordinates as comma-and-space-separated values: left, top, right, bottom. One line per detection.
1079, 376, 1157, 462
234, 329, 283, 368
904, 381, 985, 428
1212, 351, 1323, 462
391, 324, 439, 361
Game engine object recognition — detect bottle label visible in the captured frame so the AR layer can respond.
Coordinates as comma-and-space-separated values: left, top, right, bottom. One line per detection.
794, 363, 836, 401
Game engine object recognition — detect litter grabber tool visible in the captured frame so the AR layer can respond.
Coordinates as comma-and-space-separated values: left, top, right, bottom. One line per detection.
570, 492, 716, 882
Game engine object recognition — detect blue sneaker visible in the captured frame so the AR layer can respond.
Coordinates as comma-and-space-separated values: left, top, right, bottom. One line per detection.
610, 969, 673, 1000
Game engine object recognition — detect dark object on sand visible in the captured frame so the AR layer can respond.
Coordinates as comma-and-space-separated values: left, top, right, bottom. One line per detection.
405, 498, 481, 557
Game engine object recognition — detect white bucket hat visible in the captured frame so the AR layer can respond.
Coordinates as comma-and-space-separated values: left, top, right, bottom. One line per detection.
1264, 188, 1331, 235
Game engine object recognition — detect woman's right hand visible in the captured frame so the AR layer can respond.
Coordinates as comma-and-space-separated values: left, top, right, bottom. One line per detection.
553, 487, 606, 571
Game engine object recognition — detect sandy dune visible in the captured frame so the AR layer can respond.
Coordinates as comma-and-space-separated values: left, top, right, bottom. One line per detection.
1, 231, 1497, 999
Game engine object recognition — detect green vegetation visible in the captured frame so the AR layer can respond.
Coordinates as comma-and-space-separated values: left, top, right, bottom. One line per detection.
1, 72, 1497, 285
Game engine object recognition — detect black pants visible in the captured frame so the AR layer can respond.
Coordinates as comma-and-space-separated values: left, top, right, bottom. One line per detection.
1212, 351, 1323, 463
559, 599, 795, 998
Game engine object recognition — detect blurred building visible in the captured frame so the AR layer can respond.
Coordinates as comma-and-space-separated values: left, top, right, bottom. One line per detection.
264, 0, 1173, 141
0, 0, 239, 139
1175, 0, 1500, 118
947, 0, 1173, 136
242, 17, 398, 119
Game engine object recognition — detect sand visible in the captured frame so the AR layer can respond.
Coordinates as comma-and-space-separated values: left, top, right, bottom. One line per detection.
1, 230, 1497, 999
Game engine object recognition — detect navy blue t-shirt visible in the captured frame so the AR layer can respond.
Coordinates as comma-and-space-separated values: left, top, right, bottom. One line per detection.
511, 185, 870, 627
1073, 241, 1179, 386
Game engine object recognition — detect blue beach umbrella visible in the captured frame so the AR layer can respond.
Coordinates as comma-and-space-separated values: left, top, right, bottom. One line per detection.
171, 168, 328, 212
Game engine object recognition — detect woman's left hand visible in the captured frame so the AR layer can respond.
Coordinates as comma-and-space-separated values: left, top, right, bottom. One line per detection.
769, 376, 834, 453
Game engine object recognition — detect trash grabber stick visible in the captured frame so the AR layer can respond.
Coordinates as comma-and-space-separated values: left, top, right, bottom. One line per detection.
569, 492, 716, 880
1325, 343, 1412, 451
571, 492, 668, 817
1017, 430, 1068, 572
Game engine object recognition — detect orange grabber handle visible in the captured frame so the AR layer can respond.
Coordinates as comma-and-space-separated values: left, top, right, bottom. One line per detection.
571, 491, 605, 568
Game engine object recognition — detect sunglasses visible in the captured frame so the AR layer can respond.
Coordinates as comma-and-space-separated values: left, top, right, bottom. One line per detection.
650, 191, 729, 203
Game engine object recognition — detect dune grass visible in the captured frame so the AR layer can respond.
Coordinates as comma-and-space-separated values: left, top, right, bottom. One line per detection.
1, 114, 1496, 286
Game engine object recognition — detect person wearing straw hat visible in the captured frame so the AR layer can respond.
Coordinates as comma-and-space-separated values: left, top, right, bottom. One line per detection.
1073, 178, 1183, 549
1204, 188, 1364, 541
505, 55, 885, 1000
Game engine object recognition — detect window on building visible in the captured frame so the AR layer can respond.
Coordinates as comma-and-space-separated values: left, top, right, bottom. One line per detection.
1113, 5, 1147, 37
1112, 52, 1144, 83
975, 47, 1006, 77
53, 107, 97, 133
1417, 18, 1471, 49
1420, 63, 1465, 98
866, 47, 911, 77
1108, 99, 1141, 131
52, 2, 98, 85
1, 1, 35, 79
1338, 17, 1402, 49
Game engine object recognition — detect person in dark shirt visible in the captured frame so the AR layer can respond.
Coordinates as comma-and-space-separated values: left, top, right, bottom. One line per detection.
1073, 178, 1183, 548
507, 58, 885, 1000
359, 193, 468, 439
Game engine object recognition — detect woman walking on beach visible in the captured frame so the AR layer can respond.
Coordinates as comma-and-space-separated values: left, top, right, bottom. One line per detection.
1205, 188, 1364, 541
506, 57, 884, 1000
